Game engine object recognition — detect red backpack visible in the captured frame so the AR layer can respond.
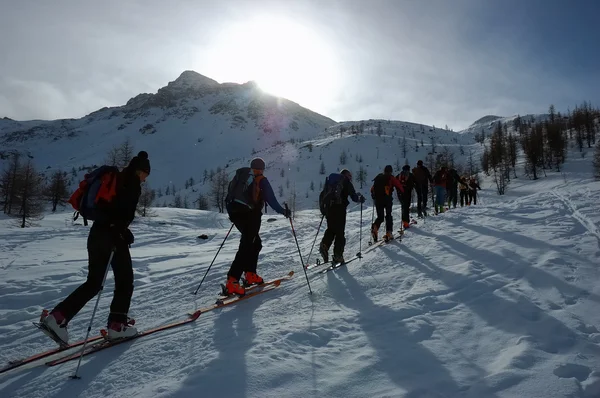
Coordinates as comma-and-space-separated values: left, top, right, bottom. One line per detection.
68, 166, 119, 225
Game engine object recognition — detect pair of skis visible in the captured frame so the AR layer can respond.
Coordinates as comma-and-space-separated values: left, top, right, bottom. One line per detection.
1, 271, 294, 374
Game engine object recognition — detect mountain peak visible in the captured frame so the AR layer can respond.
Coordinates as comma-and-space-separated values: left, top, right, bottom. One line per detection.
168, 70, 219, 91
470, 115, 503, 127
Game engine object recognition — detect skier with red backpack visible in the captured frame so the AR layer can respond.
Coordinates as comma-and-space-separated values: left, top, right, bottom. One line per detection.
319, 169, 365, 264
370, 165, 404, 242
40, 151, 151, 345
224, 158, 291, 296
396, 165, 416, 229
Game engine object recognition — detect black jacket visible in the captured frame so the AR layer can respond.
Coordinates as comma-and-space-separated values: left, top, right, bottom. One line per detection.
103, 168, 142, 231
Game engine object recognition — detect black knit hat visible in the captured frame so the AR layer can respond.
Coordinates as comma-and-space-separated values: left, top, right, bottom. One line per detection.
250, 157, 265, 170
127, 151, 151, 174
384, 165, 393, 174
402, 164, 410, 171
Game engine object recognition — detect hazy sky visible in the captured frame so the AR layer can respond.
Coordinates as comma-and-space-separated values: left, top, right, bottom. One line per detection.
1, 0, 598, 129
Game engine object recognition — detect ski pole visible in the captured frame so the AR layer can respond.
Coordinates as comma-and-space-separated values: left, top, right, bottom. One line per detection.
285, 203, 312, 295
369, 201, 375, 245
193, 223, 234, 295
70, 248, 115, 380
357, 201, 363, 259
305, 214, 325, 267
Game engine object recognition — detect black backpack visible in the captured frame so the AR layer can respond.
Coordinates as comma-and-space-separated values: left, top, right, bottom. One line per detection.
225, 167, 261, 213
319, 173, 345, 216
372, 173, 391, 198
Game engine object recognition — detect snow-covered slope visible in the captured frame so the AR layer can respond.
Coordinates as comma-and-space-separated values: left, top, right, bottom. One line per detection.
0, 71, 482, 212
461, 113, 550, 136
153, 118, 477, 210
0, 71, 336, 189
1, 145, 599, 397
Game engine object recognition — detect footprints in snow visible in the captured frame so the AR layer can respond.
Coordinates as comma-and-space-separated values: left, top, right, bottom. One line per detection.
553, 362, 591, 382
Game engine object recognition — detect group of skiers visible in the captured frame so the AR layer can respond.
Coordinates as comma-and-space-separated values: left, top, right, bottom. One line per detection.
38, 154, 481, 347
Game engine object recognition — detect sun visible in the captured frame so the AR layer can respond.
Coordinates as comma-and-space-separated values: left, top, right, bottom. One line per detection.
206, 16, 339, 111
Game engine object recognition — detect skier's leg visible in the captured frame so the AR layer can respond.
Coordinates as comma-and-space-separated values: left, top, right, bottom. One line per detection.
53, 226, 113, 322
227, 214, 251, 281
385, 198, 393, 232
332, 207, 347, 260
108, 242, 134, 324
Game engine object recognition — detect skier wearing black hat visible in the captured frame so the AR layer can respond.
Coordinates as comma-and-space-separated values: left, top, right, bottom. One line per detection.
319, 169, 365, 264
40, 151, 151, 344
224, 157, 291, 296
412, 160, 433, 217
396, 165, 416, 229
370, 165, 404, 242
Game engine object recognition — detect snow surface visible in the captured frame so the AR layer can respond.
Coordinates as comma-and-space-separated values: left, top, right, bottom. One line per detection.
1, 145, 600, 398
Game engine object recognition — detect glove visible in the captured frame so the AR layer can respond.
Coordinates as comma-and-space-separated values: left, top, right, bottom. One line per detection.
359, 194, 366, 204
371, 192, 375, 200
283, 208, 292, 218
123, 228, 135, 245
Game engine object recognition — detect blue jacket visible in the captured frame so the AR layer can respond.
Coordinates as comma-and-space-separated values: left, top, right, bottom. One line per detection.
258, 177, 285, 214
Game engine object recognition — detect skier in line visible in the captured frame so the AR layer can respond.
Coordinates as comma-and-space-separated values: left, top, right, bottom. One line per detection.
468, 176, 482, 205
459, 175, 470, 207
319, 169, 365, 264
396, 165, 416, 229
370, 165, 404, 241
412, 160, 433, 217
224, 158, 291, 296
41, 151, 151, 343
445, 167, 462, 209
432, 166, 448, 214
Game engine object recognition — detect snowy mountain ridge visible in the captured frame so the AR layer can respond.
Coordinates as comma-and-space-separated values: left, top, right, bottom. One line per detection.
0, 70, 501, 211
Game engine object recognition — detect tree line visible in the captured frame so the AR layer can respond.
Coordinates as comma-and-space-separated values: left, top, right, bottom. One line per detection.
481, 102, 600, 194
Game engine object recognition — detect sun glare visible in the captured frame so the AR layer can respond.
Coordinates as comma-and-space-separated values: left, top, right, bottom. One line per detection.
207, 16, 339, 112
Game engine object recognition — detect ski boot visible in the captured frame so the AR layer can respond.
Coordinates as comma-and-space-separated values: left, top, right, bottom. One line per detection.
384, 231, 394, 242
243, 271, 264, 287
332, 254, 345, 265
106, 319, 138, 340
225, 276, 245, 296
371, 223, 379, 242
39, 309, 69, 346
319, 242, 329, 263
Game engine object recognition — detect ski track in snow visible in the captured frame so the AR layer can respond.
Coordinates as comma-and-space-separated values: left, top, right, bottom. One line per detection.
2, 157, 600, 397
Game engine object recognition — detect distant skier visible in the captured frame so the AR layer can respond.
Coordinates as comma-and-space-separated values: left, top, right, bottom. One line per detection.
40, 151, 151, 344
370, 165, 404, 241
432, 166, 448, 214
224, 158, 291, 296
412, 160, 433, 217
468, 176, 482, 205
445, 167, 461, 209
396, 165, 416, 229
459, 175, 470, 207
319, 169, 365, 264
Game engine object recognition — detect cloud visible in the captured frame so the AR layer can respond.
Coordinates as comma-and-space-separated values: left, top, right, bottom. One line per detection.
0, 0, 597, 129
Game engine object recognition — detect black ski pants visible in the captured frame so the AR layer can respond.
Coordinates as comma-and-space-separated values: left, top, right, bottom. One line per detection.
415, 183, 428, 215
400, 194, 411, 223
447, 185, 458, 208
469, 190, 478, 205
321, 205, 347, 257
373, 196, 393, 233
54, 224, 134, 324
228, 210, 262, 280
460, 189, 468, 206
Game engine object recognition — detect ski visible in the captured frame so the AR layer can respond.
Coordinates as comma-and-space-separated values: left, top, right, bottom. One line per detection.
46, 271, 294, 367
320, 256, 363, 273
1, 333, 105, 374
46, 311, 203, 367
215, 271, 294, 301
